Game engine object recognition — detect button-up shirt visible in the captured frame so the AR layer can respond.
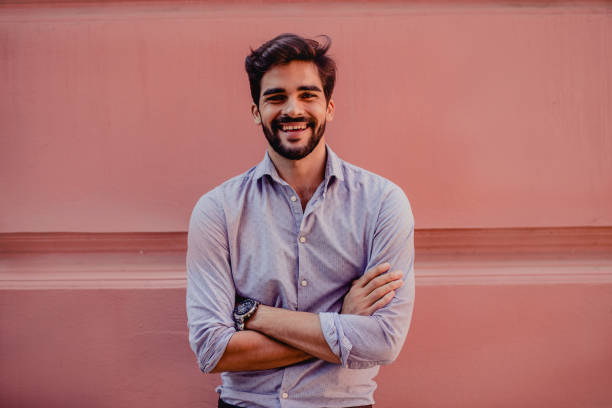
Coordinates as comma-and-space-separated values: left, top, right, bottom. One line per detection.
186, 145, 415, 408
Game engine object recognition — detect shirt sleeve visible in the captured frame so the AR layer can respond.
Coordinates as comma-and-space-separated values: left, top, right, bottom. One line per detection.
319, 184, 415, 369
186, 190, 236, 373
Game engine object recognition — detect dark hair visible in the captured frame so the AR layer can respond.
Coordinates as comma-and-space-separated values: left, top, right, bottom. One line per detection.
245, 33, 337, 105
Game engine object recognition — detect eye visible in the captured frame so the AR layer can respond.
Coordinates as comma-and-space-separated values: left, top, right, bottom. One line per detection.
265, 95, 286, 103
301, 92, 317, 99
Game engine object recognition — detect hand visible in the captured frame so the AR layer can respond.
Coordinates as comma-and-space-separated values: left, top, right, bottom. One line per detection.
341, 263, 404, 316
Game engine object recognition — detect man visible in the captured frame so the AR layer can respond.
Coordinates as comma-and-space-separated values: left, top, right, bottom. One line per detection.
187, 33, 415, 408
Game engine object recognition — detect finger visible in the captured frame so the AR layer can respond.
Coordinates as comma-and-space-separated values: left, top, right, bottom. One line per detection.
358, 263, 391, 287
367, 279, 403, 303
367, 290, 396, 315
364, 269, 402, 294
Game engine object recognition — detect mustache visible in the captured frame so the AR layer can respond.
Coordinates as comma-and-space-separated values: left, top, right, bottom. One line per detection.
273, 116, 314, 126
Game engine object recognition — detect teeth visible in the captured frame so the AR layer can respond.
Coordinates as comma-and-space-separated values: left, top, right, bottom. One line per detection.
282, 124, 307, 131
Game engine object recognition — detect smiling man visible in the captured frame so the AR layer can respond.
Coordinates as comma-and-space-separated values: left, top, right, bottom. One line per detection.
186, 34, 415, 408
255, 60, 331, 163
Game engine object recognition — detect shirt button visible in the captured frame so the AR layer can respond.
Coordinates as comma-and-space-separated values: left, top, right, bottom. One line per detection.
290, 195, 297, 202
301, 279, 308, 287
299, 236, 306, 243
281, 392, 289, 399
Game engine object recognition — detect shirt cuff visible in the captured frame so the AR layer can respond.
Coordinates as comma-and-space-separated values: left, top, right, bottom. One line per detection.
198, 327, 235, 373
319, 312, 353, 367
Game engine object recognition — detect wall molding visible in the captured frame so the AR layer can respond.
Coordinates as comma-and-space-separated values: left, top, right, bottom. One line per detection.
0, 231, 187, 253
416, 227, 612, 259
1, 227, 611, 289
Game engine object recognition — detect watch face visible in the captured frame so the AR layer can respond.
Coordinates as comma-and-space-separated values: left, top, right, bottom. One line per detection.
236, 299, 256, 315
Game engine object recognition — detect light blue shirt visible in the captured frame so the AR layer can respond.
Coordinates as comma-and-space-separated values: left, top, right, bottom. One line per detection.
186, 145, 415, 408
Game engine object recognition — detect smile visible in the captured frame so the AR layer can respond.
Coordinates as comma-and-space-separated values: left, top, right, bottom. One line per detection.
281, 123, 308, 132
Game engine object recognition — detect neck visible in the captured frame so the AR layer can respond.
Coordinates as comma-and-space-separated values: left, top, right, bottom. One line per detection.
268, 138, 327, 199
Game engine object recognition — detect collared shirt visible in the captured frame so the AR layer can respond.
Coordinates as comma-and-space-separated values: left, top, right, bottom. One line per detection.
186, 145, 415, 408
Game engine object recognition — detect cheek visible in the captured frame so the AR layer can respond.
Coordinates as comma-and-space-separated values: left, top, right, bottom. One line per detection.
310, 105, 328, 121
260, 107, 279, 123
259, 113, 273, 126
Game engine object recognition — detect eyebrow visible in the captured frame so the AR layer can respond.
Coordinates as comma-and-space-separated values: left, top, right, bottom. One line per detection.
262, 88, 285, 96
262, 85, 323, 97
298, 85, 323, 92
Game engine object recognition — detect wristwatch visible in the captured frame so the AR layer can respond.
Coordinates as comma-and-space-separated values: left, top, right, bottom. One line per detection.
233, 298, 260, 331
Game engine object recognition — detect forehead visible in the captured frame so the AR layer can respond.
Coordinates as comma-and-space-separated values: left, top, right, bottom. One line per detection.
260, 60, 323, 93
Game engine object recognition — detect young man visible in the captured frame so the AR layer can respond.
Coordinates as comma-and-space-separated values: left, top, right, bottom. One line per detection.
187, 34, 415, 408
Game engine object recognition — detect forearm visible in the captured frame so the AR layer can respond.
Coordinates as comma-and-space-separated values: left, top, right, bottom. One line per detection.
211, 330, 313, 373
246, 305, 341, 364
319, 310, 409, 368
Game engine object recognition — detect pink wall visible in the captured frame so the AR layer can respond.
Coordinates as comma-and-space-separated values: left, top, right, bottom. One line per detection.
1, 1, 611, 232
2, 1, 612, 407
2, 285, 611, 407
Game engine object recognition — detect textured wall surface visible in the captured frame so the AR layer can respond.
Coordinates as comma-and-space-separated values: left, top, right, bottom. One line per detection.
2, 1, 611, 407
1, 1, 611, 232
2, 285, 611, 408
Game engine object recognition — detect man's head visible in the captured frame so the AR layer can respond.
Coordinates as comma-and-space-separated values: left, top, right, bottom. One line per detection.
245, 33, 337, 106
245, 34, 337, 160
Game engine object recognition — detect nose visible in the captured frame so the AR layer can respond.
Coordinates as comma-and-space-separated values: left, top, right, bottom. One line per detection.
282, 96, 304, 117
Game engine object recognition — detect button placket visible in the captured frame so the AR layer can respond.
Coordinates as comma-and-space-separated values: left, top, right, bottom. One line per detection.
286, 187, 303, 230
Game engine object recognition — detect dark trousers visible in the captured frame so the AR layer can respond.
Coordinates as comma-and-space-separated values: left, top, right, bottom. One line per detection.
218, 397, 372, 408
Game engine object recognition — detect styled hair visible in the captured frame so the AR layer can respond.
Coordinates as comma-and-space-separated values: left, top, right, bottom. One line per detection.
245, 33, 337, 105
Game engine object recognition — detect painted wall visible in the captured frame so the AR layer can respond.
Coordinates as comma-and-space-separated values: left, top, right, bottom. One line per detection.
1, 1, 611, 232
2, 285, 611, 407
2, 1, 612, 407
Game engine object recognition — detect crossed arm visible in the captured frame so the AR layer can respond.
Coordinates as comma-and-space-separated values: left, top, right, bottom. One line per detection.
211, 263, 403, 372
187, 185, 414, 373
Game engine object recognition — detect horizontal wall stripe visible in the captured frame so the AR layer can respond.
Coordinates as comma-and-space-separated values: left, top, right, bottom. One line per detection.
3, 227, 611, 256
0, 232, 187, 254
1, 227, 611, 289
418, 260, 612, 286
3, 262, 611, 290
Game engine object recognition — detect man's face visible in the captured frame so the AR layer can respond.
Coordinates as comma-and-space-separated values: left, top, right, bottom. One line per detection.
252, 60, 334, 160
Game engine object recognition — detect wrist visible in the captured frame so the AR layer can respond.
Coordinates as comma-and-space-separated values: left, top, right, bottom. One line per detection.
233, 298, 260, 331
245, 304, 267, 331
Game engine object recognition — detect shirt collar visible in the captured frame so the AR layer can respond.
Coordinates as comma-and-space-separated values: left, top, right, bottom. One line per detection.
254, 144, 345, 185
324, 144, 345, 184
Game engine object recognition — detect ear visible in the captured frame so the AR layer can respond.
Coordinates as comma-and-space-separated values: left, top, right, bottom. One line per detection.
326, 99, 335, 122
251, 103, 261, 125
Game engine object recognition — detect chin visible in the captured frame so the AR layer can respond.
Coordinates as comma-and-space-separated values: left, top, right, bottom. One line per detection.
264, 122, 325, 161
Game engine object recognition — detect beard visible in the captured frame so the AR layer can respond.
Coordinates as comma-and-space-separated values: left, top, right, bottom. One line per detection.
262, 116, 326, 161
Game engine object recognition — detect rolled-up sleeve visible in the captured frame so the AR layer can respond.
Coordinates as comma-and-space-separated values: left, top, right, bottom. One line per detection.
186, 190, 236, 373
320, 184, 415, 369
